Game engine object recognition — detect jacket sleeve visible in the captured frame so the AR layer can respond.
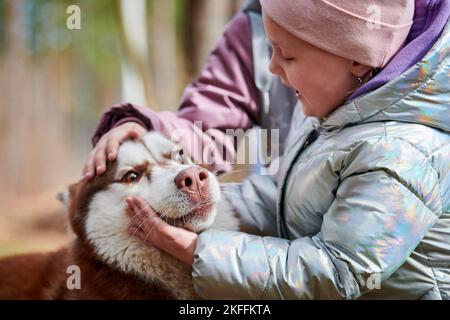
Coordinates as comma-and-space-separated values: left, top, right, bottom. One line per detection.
220, 174, 279, 236
192, 139, 442, 299
92, 12, 260, 172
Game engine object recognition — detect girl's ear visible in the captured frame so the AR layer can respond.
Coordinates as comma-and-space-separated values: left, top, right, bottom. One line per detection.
350, 61, 373, 78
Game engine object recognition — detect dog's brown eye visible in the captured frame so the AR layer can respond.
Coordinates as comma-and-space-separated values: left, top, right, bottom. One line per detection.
122, 171, 140, 184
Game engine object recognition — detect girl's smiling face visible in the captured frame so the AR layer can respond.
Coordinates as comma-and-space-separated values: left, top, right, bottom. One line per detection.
263, 14, 372, 118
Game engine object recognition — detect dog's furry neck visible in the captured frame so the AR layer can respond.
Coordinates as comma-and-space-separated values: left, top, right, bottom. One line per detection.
81, 191, 199, 299
64, 238, 198, 299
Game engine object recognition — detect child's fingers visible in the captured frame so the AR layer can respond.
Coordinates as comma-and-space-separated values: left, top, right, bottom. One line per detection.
125, 124, 146, 139
126, 205, 153, 239
126, 198, 150, 221
104, 126, 143, 162
83, 153, 96, 180
128, 226, 149, 243
93, 147, 107, 176
127, 197, 168, 232
84, 124, 147, 180
106, 138, 119, 162
125, 129, 140, 140
125, 206, 134, 219
125, 207, 139, 225
115, 124, 142, 143
125, 202, 148, 228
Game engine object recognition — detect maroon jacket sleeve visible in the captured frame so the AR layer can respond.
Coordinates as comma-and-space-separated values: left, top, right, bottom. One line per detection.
91, 12, 261, 172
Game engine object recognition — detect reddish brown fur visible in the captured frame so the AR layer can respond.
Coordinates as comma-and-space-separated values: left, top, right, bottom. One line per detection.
0, 160, 176, 300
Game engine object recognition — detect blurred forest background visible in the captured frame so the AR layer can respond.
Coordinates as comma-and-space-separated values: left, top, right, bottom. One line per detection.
0, 0, 244, 257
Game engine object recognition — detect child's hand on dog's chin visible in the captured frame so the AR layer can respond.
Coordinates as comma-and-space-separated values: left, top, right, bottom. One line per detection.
83, 122, 148, 180
126, 197, 197, 267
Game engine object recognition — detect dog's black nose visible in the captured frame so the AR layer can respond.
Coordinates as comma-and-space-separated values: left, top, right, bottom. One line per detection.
175, 166, 209, 192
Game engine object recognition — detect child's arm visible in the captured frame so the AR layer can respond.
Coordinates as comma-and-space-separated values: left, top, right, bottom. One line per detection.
90, 12, 260, 174
192, 139, 441, 299
219, 174, 279, 236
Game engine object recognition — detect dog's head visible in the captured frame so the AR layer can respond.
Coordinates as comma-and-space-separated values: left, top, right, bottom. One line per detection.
63, 132, 222, 272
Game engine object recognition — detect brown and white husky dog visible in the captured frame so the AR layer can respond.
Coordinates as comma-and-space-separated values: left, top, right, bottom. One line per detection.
0, 132, 238, 299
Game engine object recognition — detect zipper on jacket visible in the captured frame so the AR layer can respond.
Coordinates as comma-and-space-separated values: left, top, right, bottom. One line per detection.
279, 128, 320, 237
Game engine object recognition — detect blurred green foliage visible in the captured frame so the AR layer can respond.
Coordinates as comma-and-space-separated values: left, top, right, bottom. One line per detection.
0, 1, 6, 54
20, 0, 122, 81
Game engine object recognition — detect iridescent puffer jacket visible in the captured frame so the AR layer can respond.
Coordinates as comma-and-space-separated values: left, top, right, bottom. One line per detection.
192, 18, 450, 299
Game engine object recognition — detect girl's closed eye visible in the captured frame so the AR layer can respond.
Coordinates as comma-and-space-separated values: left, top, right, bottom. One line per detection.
278, 47, 296, 62
281, 54, 295, 62
273, 46, 295, 62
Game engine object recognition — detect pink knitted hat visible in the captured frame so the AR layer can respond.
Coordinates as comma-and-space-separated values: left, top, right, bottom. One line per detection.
261, 0, 415, 67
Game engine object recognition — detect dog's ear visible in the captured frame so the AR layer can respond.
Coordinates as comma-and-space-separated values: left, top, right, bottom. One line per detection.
56, 183, 78, 211
56, 190, 70, 208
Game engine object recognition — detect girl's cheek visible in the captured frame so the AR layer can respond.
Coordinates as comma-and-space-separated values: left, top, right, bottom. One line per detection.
285, 62, 305, 83
286, 71, 304, 91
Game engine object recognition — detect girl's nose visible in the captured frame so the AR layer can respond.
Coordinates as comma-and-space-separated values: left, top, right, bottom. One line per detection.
269, 54, 280, 76
269, 53, 281, 76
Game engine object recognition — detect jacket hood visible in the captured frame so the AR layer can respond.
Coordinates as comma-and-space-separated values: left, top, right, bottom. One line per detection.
349, 0, 450, 100
321, 17, 450, 133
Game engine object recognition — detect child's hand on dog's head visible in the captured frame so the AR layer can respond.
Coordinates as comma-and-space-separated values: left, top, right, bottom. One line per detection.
83, 122, 147, 180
